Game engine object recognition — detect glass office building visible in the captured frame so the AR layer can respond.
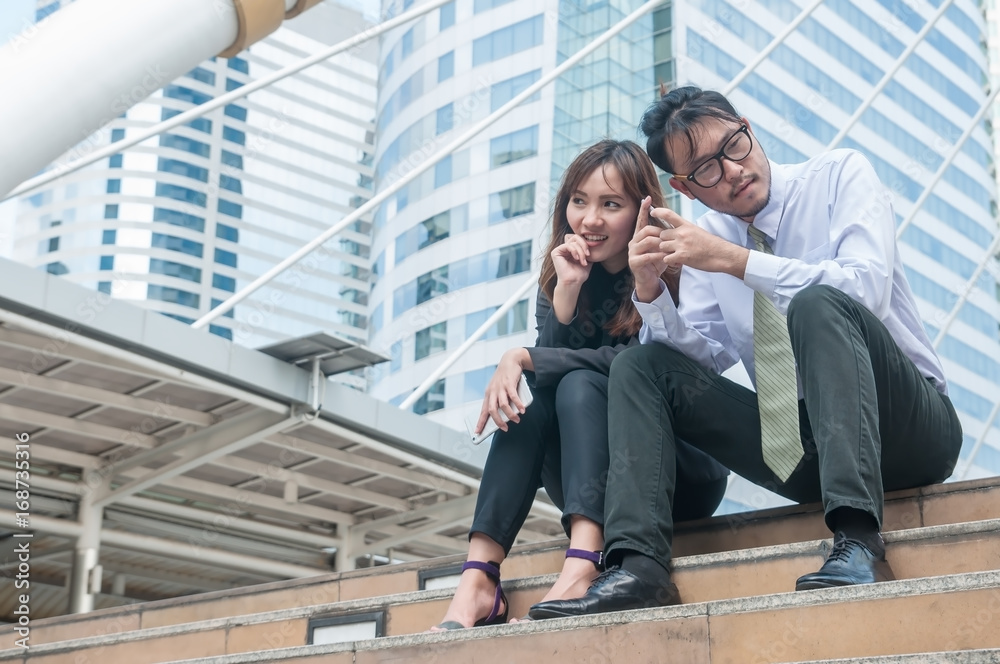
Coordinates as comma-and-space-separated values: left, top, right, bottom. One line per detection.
371, 0, 1000, 506
9, 1, 378, 357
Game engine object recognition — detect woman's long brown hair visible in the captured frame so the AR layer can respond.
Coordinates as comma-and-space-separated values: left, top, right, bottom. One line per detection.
539, 140, 678, 338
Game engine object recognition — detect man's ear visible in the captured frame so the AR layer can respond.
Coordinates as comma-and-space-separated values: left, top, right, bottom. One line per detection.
668, 177, 696, 201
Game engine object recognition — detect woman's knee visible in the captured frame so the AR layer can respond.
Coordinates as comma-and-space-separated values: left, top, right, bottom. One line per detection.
555, 370, 607, 415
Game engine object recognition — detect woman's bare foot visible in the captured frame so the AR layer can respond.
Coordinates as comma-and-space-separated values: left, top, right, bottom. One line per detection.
427, 566, 505, 631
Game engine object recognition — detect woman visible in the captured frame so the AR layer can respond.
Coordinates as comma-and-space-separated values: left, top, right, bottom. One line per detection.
431, 140, 729, 630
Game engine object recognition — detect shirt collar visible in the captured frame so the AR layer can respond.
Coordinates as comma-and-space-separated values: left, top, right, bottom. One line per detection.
740, 160, 786, 243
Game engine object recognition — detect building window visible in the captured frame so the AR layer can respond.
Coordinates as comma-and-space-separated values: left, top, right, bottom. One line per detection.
474, 0, 515, 11
214, 248, 238, 267
106, 179, 121, 194
490, 125, 538, 168
210, 298, 235, 319
213, 273, 236, 292
415, 322, 447, 361
209, 325, 233, 340
221, 150, 243, 170
489, 182, 535, 223
440, 1, 455, 29
187, 66, 216, 85
438, 51, 455, 82
223, 127, 246, 145
150, 258, 202, 283
434, 155, 453, 188
218, 199, 243, 218
158, 158, 209, 182
224, 104, 247, 122
102, 230, 116, 245
390, 340, 402, 373
152, 233, 203, 258
219, 174, 242, 194
472, 15, 544, 66
99, 256, 114, 270
396, 209, 453, 264
436, 103, 454, 135
45, 262, 68, 275
228, 57, 249, 74
154, 208, 205, 232
465, 300, 529, 339
156, 183, 207, 207
97, 281, 112, 294
161, 108, 212, 134
491, 70, 540, 111
109, 155, 123, 168
226, 77, 243, 91
160, 134, 211, 158
148, 285, 200, 308
413, 379, 445, 415
216, 223, 239, 242
104, 204, 119, 219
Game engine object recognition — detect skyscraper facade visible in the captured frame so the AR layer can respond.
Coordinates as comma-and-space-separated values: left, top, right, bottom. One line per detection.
10, 0, 378, 353
371, 0, 1000, 506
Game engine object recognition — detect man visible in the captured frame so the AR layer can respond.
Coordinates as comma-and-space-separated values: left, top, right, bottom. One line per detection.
529, 86, 963, 618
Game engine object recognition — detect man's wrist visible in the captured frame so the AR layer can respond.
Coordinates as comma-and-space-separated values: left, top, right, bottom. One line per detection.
635, 279, 664, 303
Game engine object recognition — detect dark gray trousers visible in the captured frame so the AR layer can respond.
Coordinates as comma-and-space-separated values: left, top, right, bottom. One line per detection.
604, 285, 963, 568
471, 369, 729, 553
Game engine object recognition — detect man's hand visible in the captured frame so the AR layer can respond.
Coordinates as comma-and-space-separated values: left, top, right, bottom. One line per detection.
629, 196, 669, 303
652, 207, 750, 279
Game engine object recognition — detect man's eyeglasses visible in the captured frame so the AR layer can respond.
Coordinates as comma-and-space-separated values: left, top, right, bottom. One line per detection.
672, 123, 753, 188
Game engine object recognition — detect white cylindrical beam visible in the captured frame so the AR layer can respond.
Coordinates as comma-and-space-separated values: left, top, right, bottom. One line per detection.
0, 0, 240, 197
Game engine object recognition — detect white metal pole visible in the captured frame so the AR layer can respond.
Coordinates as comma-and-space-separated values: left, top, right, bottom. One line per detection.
2, 0, 454, 201
192, 0, 670, 329
400, 271, 539, 410
895, 85, 1000, 242
826, 0, 954, 151
721, 0, 825, 96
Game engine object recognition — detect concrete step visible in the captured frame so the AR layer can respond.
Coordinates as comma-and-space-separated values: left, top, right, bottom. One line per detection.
135, 570, 1000, 663
3, 518, 997, 664
6, 475, 998, 649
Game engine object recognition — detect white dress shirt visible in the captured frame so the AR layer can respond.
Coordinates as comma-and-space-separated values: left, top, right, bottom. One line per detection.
635, 149, 948, 395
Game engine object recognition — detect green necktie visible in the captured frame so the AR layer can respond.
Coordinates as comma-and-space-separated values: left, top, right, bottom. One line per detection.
747, 225, 802, 482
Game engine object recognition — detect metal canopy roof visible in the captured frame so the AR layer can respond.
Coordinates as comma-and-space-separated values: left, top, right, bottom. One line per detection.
0, 259, 562, 620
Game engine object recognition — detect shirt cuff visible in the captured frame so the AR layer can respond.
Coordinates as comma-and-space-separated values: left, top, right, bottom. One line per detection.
743, 250, 781, 297
631, 280, 676, 330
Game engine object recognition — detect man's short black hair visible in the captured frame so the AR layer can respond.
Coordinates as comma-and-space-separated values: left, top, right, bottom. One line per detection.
639, 86, 742, 174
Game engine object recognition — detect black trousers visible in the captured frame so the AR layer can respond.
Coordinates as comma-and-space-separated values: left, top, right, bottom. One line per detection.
470, 369, 729, 553
604, 285, 963, 569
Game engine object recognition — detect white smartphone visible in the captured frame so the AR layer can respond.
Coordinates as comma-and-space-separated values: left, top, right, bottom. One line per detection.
465, 373, 534, 445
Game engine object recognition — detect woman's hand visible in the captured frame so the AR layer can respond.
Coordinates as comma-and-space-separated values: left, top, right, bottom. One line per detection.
551, 233, 593, 288
550, 233, 592, 323
629, 197, 670, 303
475, 348, 531, 434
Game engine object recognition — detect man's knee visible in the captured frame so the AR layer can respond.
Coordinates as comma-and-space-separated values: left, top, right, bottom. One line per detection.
610, 343, 684, 377
787, 284, 848, 328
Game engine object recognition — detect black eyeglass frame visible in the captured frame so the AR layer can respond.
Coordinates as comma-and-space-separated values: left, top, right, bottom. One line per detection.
671, 123, 753, 188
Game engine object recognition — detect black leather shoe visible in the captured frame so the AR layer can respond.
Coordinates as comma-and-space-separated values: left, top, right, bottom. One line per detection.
795, 531, 895, 591
527, 566, 680, 620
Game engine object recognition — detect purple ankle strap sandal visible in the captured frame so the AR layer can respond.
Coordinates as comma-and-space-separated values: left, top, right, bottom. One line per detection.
566, 548, 604, 570
433, 560, 508, 630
